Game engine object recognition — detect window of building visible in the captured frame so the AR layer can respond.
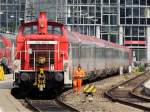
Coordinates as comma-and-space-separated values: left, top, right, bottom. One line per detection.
147, 0, 150, 5
140, 18, 146, 24
74, 0, 78, 4
120, 18, 125, 24
110, 35, 116, 43
133, 7, 139, 17
103, 0, 109, 4
20, 0, 26, 3
120, 8, 125, 17
132, 26, 138, 36
1, 22, 6, 27
96, 0, 101, 4
139, 26, 145, 36
96, 18, 101, 24
0, 0, 6, 3
1, 13, 6, 22
103, 15, 109, 24
147, 18, 150, 24
89, 7, 95, 16
140, 8, 145, 17
139, 37, 145, 41
110, 0, 117, 4
81, 6, 87, 14
110, 26, 118, 32
81, 0, 87, 4
96, 11, 101, 17
126, 8, 132, 17
140, 0, 146, 5
126, 0, 132, 5
21, 4, 25, 11
133, 18, 139, 24
132, 37, 138, 40
7, 0, 13, 4
1, 5, 6, 11
110, 7, 117, 14
126, 18, 132, 24
125, 37, 131, 40
133, 0, 139, 5
125, 26, 131, 36
110, 15, 117, 25
96, 6, 101, 17
120, 0, 125, 5
103, 7, 110, 14
102, 34, 108, 40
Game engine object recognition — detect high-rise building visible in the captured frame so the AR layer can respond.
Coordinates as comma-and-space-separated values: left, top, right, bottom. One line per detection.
1, 0, 150, 62
26, 0, 149, 62
0, 0, 26, 33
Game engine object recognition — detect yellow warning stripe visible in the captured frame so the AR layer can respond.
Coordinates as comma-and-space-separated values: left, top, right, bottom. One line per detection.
83, 84, 90, 92
86, 84, 95, 93
83, 84, 96, 93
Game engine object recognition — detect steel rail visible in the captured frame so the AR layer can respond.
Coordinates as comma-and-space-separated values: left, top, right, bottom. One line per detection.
25, 96, 78, 112
105, 71, 150, 111
131, 82, 150, 102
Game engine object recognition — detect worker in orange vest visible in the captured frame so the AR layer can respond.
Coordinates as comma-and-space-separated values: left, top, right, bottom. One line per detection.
73, 64, 85, 94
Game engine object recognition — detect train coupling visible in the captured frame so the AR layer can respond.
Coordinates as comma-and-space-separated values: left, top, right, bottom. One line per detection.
33, 68, 46, 91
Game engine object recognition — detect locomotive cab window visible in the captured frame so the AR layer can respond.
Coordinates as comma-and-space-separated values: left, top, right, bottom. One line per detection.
23, 25, 37, 35
48, 25, 63, 35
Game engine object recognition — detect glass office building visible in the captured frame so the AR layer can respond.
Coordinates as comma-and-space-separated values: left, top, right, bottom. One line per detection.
0, 0, 26, 33
1, 0, 150, 61
29, 0, 150, 61
64, 0, 150, 62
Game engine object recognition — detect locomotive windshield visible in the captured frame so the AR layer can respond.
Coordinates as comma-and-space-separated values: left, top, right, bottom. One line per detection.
23, 24, 63, 35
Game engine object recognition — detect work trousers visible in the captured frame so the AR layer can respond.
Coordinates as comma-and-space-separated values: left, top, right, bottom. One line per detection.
73, 78, 82, 94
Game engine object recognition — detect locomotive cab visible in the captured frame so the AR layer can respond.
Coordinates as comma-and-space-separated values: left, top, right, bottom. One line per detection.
14, 12, 72, 91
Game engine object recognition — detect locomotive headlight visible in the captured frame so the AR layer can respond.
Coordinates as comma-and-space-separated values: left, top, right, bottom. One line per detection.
20, 73, 29, 81
55, 73, 63, 82
38, 57, 46, 64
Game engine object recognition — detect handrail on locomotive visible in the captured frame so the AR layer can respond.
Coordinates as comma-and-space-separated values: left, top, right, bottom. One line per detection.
14, 50, 66, 71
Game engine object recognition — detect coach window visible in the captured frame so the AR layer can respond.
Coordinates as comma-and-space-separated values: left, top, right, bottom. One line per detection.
0, 41, 5, 48
72, 47, 77, 59
81, 46, 86, 58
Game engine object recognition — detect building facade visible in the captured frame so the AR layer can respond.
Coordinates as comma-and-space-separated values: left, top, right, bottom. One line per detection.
0, 0, 150, 62
64, 0, 150, 62
26, 0, 149, 62
0, 0, 26, 33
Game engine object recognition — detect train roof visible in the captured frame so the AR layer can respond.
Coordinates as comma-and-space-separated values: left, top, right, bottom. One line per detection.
67, 31, 131, 52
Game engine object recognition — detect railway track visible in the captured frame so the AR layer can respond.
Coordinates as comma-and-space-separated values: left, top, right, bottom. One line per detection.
105, 71, 150, 111
25, 92, 78, 112
131, 82, 150, 101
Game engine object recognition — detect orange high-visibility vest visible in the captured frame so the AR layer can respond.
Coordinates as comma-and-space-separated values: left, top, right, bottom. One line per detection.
74, 69, 85, 78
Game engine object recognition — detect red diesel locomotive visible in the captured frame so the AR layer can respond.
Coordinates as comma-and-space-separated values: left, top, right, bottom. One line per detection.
14, 12, 132, 91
